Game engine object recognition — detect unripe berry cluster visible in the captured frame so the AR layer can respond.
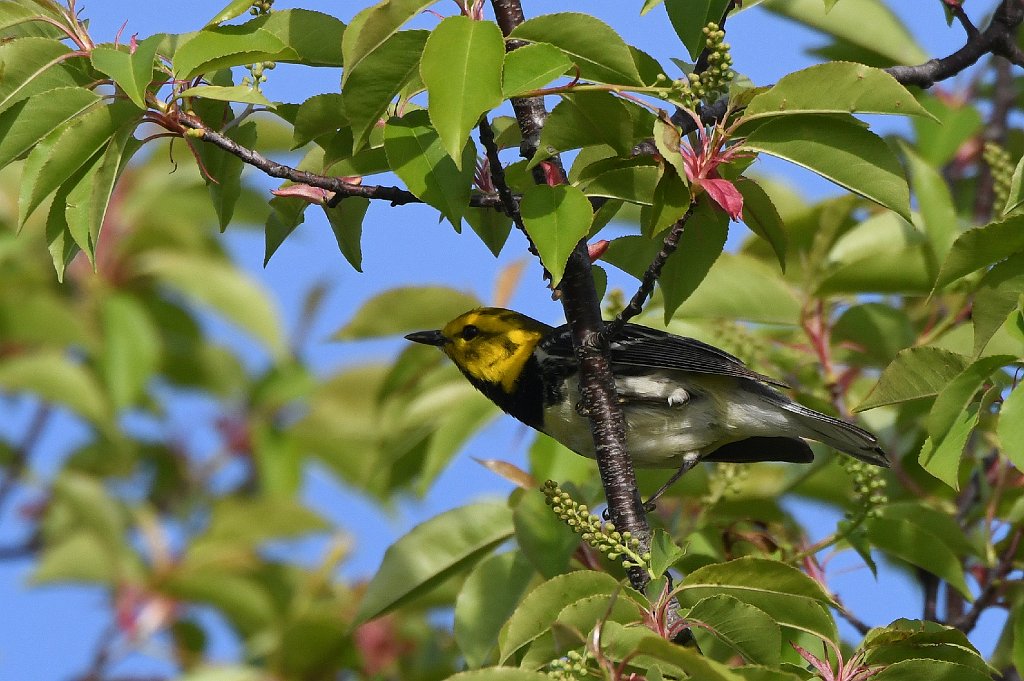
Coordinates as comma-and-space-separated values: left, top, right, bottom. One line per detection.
657, 22, 735, 110
542, 481, 652, 573
250, 0, 273, 15
841, 458, 887, 518
704, 461, 747, 506
547, 649, 591, 680
241, 61, 276, 90
983, 141, 1015, 208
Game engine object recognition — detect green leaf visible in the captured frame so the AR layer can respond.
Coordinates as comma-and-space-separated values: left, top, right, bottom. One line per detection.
199, 121, 256, 232
616, 630, 746, 681
742, 62, 931, 122
355, 501, 514, 624
64, 121, 140, 260
737, 178, 786, 271
205, 0, 255, 26
502, 42, 572, 98
45, 184, 78, 281
855, 347, 971, 411
421, 16, 504, 166
660, 198, 729, 323
100, 294, 161, 410
934, 215, 1024, 290
741, 114, 910, 220
19, 100, 141, 227
264, 195, 308, 265
291, 94, 346, 149
454, 551, 536, 668
582, 164, 660, 204
138, 252, 287, 359
173, 26, 288, 79
868, 511, 973, 593
684, 595, 781, 666
875, 504, 977, 558
520, 184, 594, 285
912, 95, 982, 168
334, 286, 482, 339
918, 404, 978, 491
509, 13, 643, 86
0, 87, 100, 170
0, 352, 110, 426
195, 497, 328, 548
342, 30, 427, 152
534, 92, 635, 163
648, 529, 686, 577
324, 197, 369, 272
818, 212, 933, 295
832, 303, 915, 366
664, 0, 732, 60
179, 85, 276, 108
383, 109, 475, 228
0, 37, 90, 114
442, 671, 552, 681
341, 0, 436, 86
998, 385, 1024, 472
928, 355, 1014, 443
902, 142, 958, 270
676, 557, 836, 641
465, 206, 513, 257
513, 489, 578, 578
873, 660, 990, 681
249, 10, 346, 67
1003, 154, 1024, 215
89, 35, 161, 109
499, 570, 620, 662
641, 166, 690, 238
251, 421, 302, 498
33, 533, 119, 585
973, 257, 1024, 357
762, 0, 928, 66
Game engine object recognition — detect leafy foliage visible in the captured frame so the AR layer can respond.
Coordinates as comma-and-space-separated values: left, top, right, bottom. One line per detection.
0, 0, 1021, 680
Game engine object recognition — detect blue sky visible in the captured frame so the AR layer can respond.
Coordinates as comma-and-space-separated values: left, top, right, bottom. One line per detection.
0, 1, 1007, 679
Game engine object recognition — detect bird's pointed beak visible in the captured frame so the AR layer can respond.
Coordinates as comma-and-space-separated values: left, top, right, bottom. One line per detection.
404, 329, 447, 347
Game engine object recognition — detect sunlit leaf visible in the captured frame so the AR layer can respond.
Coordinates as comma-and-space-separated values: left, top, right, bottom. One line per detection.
855, 347, 971, 412
502, 42, 572, 98
520, 184, 594, 285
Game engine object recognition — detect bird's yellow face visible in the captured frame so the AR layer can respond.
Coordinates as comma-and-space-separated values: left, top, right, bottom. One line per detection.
406, 308, 550, 394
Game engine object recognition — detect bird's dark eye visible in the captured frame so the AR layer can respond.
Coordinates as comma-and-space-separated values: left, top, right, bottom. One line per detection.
460, 324, 480, 340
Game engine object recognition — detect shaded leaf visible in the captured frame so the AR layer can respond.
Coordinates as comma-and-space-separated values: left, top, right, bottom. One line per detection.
928, 355, 1014, 443
998, 385, 1024, 472
324, 197, 370, 271
660, 198, 729, 323
855, 347, 971, 412
685, 594, 781, 666
0, 37, 90, 114
934, 215, 1024, 290
919, 405, 977, 491
343, 30, 427, 152
0, 87, 100, 170
737, 178, 786, 271
534, 92, 635, 164
454, 551, 536, 669
355, 501, 514, 624
0, 352, 110, 426
383, 109, 475, 228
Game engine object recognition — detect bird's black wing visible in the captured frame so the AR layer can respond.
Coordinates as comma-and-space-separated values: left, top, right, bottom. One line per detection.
539, 323, 788, 388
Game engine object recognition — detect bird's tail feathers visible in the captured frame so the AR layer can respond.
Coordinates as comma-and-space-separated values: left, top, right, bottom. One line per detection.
776, 400, 889, 468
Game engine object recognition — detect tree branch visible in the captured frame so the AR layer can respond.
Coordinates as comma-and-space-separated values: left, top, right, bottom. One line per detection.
884, 0, 1024, 88
178, 117, 508, 209
0, 403, 51, 518
490, 0, 652, 591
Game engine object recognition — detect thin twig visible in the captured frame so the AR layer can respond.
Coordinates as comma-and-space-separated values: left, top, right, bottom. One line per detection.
0, 403, 51, 518
834, 597, 872, 636
949, 2, 981, 39
606, 204, 696, 335
954, 526, 1023, 633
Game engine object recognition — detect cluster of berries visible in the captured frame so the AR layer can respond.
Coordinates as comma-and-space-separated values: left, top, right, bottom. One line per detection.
249, 0, 273, 15
658, 22, 735, 110
842, 457, 888, 518
983, 141, 1015, 208
546, 649, 591, 681
542, 481, 652, 572
242, 61, 276, 91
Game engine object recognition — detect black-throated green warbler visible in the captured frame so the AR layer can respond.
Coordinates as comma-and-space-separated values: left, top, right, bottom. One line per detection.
406, 308, 887, 495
